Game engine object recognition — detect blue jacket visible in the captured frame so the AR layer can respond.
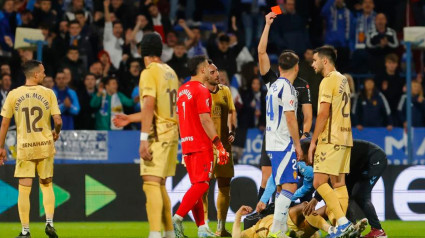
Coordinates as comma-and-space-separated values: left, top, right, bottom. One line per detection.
0, 11, 21, 51
398, 95, 425, 127
260, 161, 314, 203
351, 11, 376, 50
352, 90, 392, 127
322, 0, 353, 48
53, 86, 80, 130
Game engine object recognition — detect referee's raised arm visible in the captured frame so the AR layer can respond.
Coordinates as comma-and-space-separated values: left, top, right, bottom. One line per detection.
258, 12, 277, 80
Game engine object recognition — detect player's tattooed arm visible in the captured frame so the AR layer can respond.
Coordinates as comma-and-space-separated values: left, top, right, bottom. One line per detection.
0, 117, 11, 164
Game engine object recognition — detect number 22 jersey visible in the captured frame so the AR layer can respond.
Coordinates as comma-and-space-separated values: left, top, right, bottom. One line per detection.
1, 86, 61, 160
177, 81, 212, 154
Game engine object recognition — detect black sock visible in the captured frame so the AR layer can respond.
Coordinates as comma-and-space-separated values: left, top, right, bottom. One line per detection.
258, 187, 265, 201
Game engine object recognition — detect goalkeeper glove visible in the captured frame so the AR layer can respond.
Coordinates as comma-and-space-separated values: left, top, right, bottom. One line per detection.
212, 136, 229, 165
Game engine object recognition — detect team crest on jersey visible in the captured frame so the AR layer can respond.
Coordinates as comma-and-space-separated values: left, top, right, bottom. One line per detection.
293, 171, 297, 179
334, 145, 340, 151
206, 98, 210, 107
290, 100, 294, 106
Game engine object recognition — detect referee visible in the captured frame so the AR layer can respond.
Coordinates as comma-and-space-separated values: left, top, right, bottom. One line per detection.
303, 139, 388, 238
257, 12, 313, 199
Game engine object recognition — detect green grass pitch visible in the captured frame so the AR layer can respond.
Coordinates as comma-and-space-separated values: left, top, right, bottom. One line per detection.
0, 221, 424, 237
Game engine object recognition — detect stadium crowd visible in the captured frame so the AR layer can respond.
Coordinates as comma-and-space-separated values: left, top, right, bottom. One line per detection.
0, 0, 425, 133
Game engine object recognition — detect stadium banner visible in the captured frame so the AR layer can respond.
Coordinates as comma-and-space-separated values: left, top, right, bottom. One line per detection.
0, 164, 424, 221
3, 128, 425, 164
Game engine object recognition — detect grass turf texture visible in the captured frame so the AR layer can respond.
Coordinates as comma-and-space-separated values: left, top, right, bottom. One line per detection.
0, 221, 424, 237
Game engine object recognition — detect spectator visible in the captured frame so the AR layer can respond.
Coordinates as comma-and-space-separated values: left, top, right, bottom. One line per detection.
131, 14, 150, 45
0, 63, 11, 75
109, 0, 136, 29
118, 59, 141, 97
64, 0, 92, 22
53, 71, 81, 130
161, 30, 178, 62
219, 69, 242, 110
398, 81, 425, 128
238, 77, 266, 129
207, 23, 245, 80
60, 46, 87, 89
166, 42, 190, 82
0, 73, 12, 107
236, 0, 266, 50
51, 20, 71, 60
352, 78, 392, 130
269, 0, 309, 56
146, 3, 172, 42
98, 50, 117, 77
103, 0, 124, 69
90, 76, 134, 130
366, 13, 399, 73
321, 0, 353, 72
68, 20, 94, 69
19, 9, 35, 28
89, 61, 104, 82
33, 0, 57, 27
42, 76, 54, 89
74, 9, 100, 54
351, 0, 376, 73
0, 0, 20, 52
186, 26, 208, 58
298, 48, 322, 116
75, 73, 97, 129
375, 53, 405, 125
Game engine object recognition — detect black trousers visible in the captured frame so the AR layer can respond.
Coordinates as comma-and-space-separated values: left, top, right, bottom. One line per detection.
346, 153, 388, 229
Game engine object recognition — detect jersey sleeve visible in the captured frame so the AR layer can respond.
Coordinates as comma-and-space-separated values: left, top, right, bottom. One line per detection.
197, 87, 211, 114
50, 90, 61, 115
299, 80, 312, 105
1, 91, 14, 118
261, 69, 278, 85
319, 77, 334, 104
281, 83, 296, 112
139, 69, 157, 98
225, 86, 235, 112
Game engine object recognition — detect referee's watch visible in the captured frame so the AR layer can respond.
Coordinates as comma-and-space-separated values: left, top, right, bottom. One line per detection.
302, 132, 310, 138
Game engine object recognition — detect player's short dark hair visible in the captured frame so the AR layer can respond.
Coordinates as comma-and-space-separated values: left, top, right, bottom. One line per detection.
68, 20, 80, 26
22, 60, 42, 77
1, 73, 11, 79
313, 46, 337, 65
188, 55, 207, 76
278, 50, 299, 70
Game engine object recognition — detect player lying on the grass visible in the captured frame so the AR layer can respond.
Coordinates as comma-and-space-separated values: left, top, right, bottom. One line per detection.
231, 204, 368, 238
259, 139, 387, 237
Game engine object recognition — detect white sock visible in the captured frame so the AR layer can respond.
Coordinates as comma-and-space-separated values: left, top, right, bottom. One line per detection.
173, 214, 183, 222
148, 231, 161, 238
21, 226, 30, 235
337, 217, 349, 226
270, 189, 293, 233
46, 218, 53, 227
164, 231, 176, 238
217, 219, 225, 231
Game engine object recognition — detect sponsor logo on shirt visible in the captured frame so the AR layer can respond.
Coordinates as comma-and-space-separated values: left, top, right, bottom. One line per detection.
181, 136, 194, 142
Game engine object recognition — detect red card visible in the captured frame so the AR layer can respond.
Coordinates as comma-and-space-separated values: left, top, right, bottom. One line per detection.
271, 5, 282, 15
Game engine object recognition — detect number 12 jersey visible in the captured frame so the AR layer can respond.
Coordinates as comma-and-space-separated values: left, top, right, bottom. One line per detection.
1, 86, 61, 160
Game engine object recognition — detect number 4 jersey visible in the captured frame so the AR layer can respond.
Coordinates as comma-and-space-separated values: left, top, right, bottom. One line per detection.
1, 85, 61, 160
265, 77, 298, 152
177, 81, 212, 155
318, 71, 353, 146
139, 62, 179, 142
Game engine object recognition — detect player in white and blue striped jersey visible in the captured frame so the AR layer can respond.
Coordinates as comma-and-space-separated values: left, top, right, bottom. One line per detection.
264, 50, 303, 238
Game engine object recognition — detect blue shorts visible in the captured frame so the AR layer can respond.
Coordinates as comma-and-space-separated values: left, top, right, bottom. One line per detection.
267, 150, 298, 185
